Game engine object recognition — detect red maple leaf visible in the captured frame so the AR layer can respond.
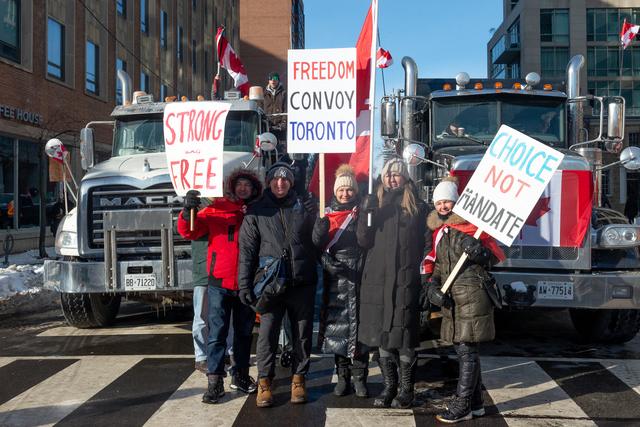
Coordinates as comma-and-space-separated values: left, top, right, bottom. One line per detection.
525, 197, 551, 226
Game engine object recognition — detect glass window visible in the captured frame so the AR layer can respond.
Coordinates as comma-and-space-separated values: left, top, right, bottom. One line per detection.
140, 0, 148, 34
115, 57, 126, 104
541, 47, 569, 77
588, 8, 640, 42
86, 41, 99, 94
140, 71, 149, 92
177, 26, 183, 61
47, 18, 64, 80
0, 0, 20, 62
18, 140, 44, 229
587, 46, 629, 77
192, 39, 197, 73
160, 10, 167, 49
116, 0, 126, 17
0, 136, 14, 230
540, 9, 569, 43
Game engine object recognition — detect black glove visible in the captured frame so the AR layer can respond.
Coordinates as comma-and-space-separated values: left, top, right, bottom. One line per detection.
320, 252, 345, 276
302, 195, 318, 215
315, 216, 330, 236
182, 190, 201, 220
238, 288, 256, 306
461, 235, 491, 266
361, 194, 377, 212
426, 278, 452, 309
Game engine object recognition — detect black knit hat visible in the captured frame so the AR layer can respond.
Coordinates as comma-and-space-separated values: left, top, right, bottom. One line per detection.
266, 162, 294, 185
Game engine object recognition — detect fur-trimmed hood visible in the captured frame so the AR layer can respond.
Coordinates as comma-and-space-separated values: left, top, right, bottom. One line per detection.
225, 168, 263, 202
427, 210, 467, 231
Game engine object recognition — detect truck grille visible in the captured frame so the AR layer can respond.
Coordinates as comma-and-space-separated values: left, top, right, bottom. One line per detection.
88, 184, 188, 250
502, 245, 579, 261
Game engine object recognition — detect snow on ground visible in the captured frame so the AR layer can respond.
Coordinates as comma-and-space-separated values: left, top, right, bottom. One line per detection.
0, 248, 58, 317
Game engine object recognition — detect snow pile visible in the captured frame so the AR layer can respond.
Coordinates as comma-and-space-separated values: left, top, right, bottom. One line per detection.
0, 249, 58, 316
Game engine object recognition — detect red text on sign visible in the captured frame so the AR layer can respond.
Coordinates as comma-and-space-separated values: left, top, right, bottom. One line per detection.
164, 109, 228, 145
484, 164, 531, 197
169, 157, 218, 191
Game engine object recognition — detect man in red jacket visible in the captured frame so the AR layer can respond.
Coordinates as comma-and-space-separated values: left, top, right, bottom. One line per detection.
178, 169, 262, 404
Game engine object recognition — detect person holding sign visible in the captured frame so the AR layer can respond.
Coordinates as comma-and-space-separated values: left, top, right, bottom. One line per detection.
356, 158, 427, 409
177, 169, 263, 404
237, 162, 318, 408
421, 177, 504, 423
313, 165, 369, 398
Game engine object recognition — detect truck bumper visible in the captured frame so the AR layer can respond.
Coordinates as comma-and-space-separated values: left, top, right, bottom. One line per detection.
43, 259, 195, 293
494, 270, 640, 309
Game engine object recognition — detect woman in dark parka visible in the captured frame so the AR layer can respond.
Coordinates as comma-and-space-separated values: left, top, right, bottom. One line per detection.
313, 165, 369, 398
357, 157, 427, 409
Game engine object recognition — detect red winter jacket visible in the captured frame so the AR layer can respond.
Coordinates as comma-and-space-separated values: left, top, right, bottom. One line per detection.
177, 197, 246, 291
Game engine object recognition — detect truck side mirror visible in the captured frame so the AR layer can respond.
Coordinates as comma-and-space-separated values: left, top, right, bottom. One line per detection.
621, 146, 640, 171
80, 127, 95, 170
607, 99, 625, 142
258, 132, 277, 152
402, 143, 426, 166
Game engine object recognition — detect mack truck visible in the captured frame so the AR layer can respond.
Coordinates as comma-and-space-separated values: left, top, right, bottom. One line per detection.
43, 71, 278, 327
384, 55, 640, 343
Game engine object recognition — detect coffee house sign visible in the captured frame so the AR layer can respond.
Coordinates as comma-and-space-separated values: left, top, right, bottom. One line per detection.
0, 104, 43, 126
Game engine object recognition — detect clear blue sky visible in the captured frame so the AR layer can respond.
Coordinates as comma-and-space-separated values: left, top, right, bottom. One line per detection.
305, 0, 503, 96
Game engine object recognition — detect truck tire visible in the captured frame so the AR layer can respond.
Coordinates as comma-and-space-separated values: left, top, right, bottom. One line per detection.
569, 308, 640, 343
60, 293, 121, 328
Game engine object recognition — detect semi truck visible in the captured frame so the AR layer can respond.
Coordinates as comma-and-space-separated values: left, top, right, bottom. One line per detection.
384, 55, 640, 343
43, 71, 277, 327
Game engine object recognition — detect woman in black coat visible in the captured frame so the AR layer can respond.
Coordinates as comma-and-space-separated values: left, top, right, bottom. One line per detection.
313, 165, 369, 398
357, 157, 427, 409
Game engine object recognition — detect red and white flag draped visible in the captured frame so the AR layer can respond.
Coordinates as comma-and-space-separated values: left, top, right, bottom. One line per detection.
215, 27, 249, 96
376, 47, 393, 68
49, 141, 67, 164
309, 1, 377, 200
621, 19, 640, 49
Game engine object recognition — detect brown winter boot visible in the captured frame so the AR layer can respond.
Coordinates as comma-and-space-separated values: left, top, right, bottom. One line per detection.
256, 377, 273, 408
290, 374, 307, 404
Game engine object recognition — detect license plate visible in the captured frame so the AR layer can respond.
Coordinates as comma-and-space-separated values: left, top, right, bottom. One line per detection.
124, 274, 157, 291
537, 281, 573, 300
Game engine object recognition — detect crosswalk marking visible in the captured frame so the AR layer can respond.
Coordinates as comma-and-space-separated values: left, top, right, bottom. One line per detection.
37, 324, 190, 337
481, 357, 595, 427
0, 356, 142, 427
601, 360, 640, 395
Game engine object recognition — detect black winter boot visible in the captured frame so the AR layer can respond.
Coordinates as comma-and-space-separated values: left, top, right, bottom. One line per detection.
470, 373, 485, 417
202, 374, 225, 404
334, 366, 351, 396
373, 357, 398, 408
436, 395, 472, 423
391, 359, 416, 409
351, 368, 369, 398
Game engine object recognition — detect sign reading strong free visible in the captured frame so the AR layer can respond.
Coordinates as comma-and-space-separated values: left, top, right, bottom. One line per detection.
453, 125, 564, 246
163, 101, 231, 197
287, 48, 357, 154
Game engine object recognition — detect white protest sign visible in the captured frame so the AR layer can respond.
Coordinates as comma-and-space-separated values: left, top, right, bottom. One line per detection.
163, 101, 231, 197
453, 125, 565, 247
287, 48, 357, 154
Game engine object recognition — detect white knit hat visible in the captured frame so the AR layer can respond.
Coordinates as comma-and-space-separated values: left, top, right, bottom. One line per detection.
333, 164, 358, 195
381, 157, 410, 181
432, 180, 459, 204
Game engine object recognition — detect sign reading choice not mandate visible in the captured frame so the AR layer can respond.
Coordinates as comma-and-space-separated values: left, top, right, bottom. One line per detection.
287, 48, 357, 153
453, 125, 564, 246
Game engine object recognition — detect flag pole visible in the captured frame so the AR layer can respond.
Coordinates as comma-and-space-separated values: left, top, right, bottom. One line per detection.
367, 0, 379, 227
319, 154, 326, 218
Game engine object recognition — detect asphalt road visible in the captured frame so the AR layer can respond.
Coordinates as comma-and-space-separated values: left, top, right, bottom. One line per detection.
1, 303, 640, 426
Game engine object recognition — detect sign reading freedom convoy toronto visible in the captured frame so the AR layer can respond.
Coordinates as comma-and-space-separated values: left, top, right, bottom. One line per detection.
163, 101, 231, 197
454, 125, 564, 246
287, 48, 357, 153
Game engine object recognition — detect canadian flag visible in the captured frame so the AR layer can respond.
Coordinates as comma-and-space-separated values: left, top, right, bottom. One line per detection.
309, 1, 377, 200
215, 27, 249, 96
620, 19, 640, 49
376, 47, 393, 68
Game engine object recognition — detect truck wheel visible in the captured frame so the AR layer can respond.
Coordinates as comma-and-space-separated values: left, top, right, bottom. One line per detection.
60, 293, 121, 328
569, 308, 640, 343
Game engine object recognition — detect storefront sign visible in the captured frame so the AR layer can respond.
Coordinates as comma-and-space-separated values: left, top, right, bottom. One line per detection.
0, 104, 43, 126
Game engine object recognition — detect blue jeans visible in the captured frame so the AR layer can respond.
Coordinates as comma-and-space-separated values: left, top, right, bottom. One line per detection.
192, 286, 208, 362
207, 286, 255, 375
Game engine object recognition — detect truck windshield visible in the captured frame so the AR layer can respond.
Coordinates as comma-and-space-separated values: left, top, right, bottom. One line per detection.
113, 110, 259, 157
433, 98, 565, 147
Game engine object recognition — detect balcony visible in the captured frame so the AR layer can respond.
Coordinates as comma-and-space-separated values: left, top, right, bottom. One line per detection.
491, 33, 520, 64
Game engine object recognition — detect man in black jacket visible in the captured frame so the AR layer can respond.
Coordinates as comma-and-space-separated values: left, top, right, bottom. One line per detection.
264, 72, 287, 142
237, 162, 317, 408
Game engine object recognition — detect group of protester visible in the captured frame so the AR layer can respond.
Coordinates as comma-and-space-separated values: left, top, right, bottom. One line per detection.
177, 149, 504, 422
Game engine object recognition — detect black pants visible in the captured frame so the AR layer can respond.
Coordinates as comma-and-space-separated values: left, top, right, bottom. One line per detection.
335, 353, 369, 374
454, 342, 482, 401
256, 284, 316, 378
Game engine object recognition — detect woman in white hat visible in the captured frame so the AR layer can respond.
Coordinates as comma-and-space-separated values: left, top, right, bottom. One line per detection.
356, 157, 427, 409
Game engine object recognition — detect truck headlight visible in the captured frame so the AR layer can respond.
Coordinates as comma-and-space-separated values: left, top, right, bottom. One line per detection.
595, 224, 640, 248
55, 208, 79, 256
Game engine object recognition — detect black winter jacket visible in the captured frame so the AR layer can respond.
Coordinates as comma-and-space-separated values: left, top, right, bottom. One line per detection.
357, 184, 427, 350
238, 189, 317, 291
313, 197, 364, 358
264, 83, 287, 131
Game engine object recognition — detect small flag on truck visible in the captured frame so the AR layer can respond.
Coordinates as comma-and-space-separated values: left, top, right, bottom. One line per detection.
376, 47, 393, 68
620, 18, 640, 49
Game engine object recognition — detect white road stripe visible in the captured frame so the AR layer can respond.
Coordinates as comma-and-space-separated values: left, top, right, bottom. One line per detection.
481, 357, 595, 427
601, 360, 640, 395
145, 365, 258, 427
0, 358, 15, 369
37, 324, 190, 336
0, 356, 143, 427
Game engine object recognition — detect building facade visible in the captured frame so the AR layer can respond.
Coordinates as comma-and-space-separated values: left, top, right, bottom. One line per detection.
488, 0, 640, 214
239, 0, 304, 87
0, 0, 239, 251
